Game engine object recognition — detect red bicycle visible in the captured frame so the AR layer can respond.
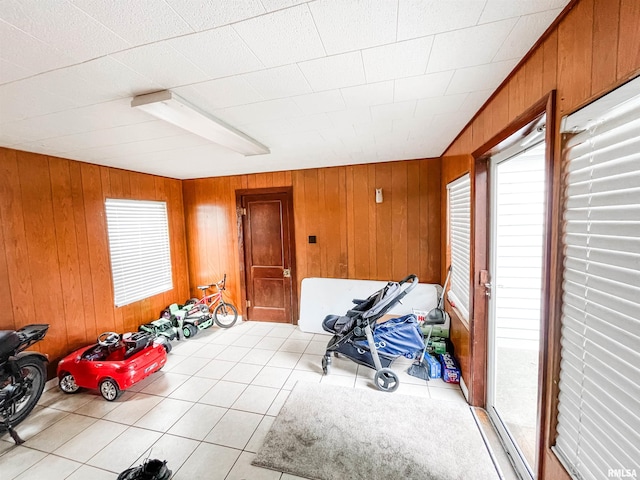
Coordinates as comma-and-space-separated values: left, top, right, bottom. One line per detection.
184, 274, 238, 328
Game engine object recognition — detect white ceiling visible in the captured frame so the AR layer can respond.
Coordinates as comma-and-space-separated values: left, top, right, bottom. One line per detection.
0, 0, 570, 179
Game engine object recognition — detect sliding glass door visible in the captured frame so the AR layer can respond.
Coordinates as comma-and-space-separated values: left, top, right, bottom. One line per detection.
487, 140, 547, 478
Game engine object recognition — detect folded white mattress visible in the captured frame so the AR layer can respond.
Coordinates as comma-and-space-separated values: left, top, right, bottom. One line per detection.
298, 277, 440, 335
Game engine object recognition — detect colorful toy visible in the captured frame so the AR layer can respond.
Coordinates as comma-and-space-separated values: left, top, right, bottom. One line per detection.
57, 331, 167, 401
162, 303, 214, 338
138, 317, 179, 346
182, 274, 238, 329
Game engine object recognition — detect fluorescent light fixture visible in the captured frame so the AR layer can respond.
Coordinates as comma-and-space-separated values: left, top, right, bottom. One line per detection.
131, 90, 269, 156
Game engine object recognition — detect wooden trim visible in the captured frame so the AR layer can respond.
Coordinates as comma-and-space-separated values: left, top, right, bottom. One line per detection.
472, 91, 557, 472
469, 156, 488, 407
443, 0, 579, 156
536, 91, 561, 478
235, 186, 298, 323
472, 94, 552, 161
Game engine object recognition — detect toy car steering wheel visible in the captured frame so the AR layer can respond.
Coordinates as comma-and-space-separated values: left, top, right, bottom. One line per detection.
98, 332, 120, 347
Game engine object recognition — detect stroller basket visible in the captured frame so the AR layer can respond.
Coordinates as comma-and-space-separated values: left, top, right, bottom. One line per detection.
321, 274, 421, 392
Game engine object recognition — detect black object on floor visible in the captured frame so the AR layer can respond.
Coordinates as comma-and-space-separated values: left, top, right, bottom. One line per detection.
118, 459, 171, 480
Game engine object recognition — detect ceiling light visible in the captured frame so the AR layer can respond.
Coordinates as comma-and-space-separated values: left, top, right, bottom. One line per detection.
131, 90, 269, 156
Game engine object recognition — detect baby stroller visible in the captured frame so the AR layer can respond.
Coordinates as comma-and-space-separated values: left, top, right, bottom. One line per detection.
322, 274, 424, 392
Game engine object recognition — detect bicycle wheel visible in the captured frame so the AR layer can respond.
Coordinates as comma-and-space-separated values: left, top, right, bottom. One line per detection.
213, 302, 238, 328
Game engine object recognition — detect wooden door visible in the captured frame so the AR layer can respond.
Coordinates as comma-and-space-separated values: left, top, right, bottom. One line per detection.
239, 189, 295, 323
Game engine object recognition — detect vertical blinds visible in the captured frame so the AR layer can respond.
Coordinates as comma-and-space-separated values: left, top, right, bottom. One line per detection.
448, 174, 471, 320
105, 199, 173, 307
554, 77, 640, 480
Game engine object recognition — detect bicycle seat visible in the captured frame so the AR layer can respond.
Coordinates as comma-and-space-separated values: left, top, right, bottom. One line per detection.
197, 284, 212, 290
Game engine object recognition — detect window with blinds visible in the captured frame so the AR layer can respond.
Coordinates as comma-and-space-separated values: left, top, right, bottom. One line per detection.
554, 76, 640, 480
105, 199, 173, 307
447, 174, 471, 321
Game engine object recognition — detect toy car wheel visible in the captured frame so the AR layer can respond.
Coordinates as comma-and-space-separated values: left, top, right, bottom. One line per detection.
183, 324, 197, 338
213, 303, 238, 328
374, 368, 399, 393
99, 378, 121, 401
185, 298, 199, 305
58, 372, 80, 394
157, 337, 172, 354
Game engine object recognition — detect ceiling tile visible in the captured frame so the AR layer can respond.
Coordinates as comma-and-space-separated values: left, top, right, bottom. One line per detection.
308, 0, 397, 55
479, 0, 569, 24
426, 18, 518, 73
110, 43, 209, 89
298, 52, 365, 92
326, 107, 372, 130
459, 89, 494, 116
66, 133, 210, 161
241, 65, 312, 100
36, 120, 186, 153
73, 98, 158, 130
71, 0, 193, 45
167, 27, 263, 79
261, 0, 310, 12
0, 78, 78, 124
0, 58, 35, 84
493, 10, 562, 61
165, 0, 265, 31
232, 5, 325, 67
445, 59, 518, 94
215, 98, 303, 125
341, 81, 394, 109
362, 36, 433, 83
0, 0, 130, 62
0, 19, 75, 76
370, 101, 417, 122
0, 131, 27, 146
397, 0, 485, 41
19, 57, 158, 107
414, 93, 469, 118
393, 71, 454, 102
291, 90, 345, 115
174, 76, 264, 111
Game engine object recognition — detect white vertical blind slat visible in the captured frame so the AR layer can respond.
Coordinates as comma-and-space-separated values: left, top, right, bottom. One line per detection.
555, 76, 640, 480
105, 198, 173, 307
447, 174, 471, 320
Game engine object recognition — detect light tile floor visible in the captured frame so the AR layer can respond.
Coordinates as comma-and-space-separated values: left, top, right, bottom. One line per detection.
0, 321, 467, 479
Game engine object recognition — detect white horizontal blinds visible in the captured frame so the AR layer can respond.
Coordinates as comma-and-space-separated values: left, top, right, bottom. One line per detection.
105, 199, 173, 307
448, 174, 471, 320
555, 77, 640, 480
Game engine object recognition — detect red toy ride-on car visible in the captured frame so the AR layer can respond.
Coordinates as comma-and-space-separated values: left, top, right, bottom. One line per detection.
57, 331, 167, 401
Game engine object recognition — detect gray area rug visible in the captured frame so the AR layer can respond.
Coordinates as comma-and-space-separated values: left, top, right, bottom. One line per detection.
253, 382, 499, 480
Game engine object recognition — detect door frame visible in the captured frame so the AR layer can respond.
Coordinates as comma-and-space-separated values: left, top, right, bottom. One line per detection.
471, 91, 557, 478
235, 186, 298, 323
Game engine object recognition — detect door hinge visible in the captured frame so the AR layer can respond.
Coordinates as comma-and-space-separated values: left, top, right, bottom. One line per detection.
240, 207, 247, 216
246, 300, 251, 307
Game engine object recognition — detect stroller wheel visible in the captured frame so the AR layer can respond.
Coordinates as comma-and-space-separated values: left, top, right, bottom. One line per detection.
322, 355, 331, 375
374, 368, 399, 392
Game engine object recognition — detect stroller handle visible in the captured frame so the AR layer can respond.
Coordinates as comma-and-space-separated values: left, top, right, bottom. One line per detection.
399, 274, 419, 291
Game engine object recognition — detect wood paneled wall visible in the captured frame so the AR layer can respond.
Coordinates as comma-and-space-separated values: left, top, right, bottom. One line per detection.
439, 1, 639, 478
182, 159, 442, 314
0, 148, 189, 363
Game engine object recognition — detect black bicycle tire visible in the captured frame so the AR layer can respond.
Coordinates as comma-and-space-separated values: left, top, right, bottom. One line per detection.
213, 302, 238, 328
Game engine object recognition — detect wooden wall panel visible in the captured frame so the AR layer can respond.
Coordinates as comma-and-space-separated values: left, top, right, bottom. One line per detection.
183, 159, 442, 315
0, 148, 189, 364
618, 0, 640, 80
557, 0, 594, 115
440, 1, 639, 478
591, 0, 620, 96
